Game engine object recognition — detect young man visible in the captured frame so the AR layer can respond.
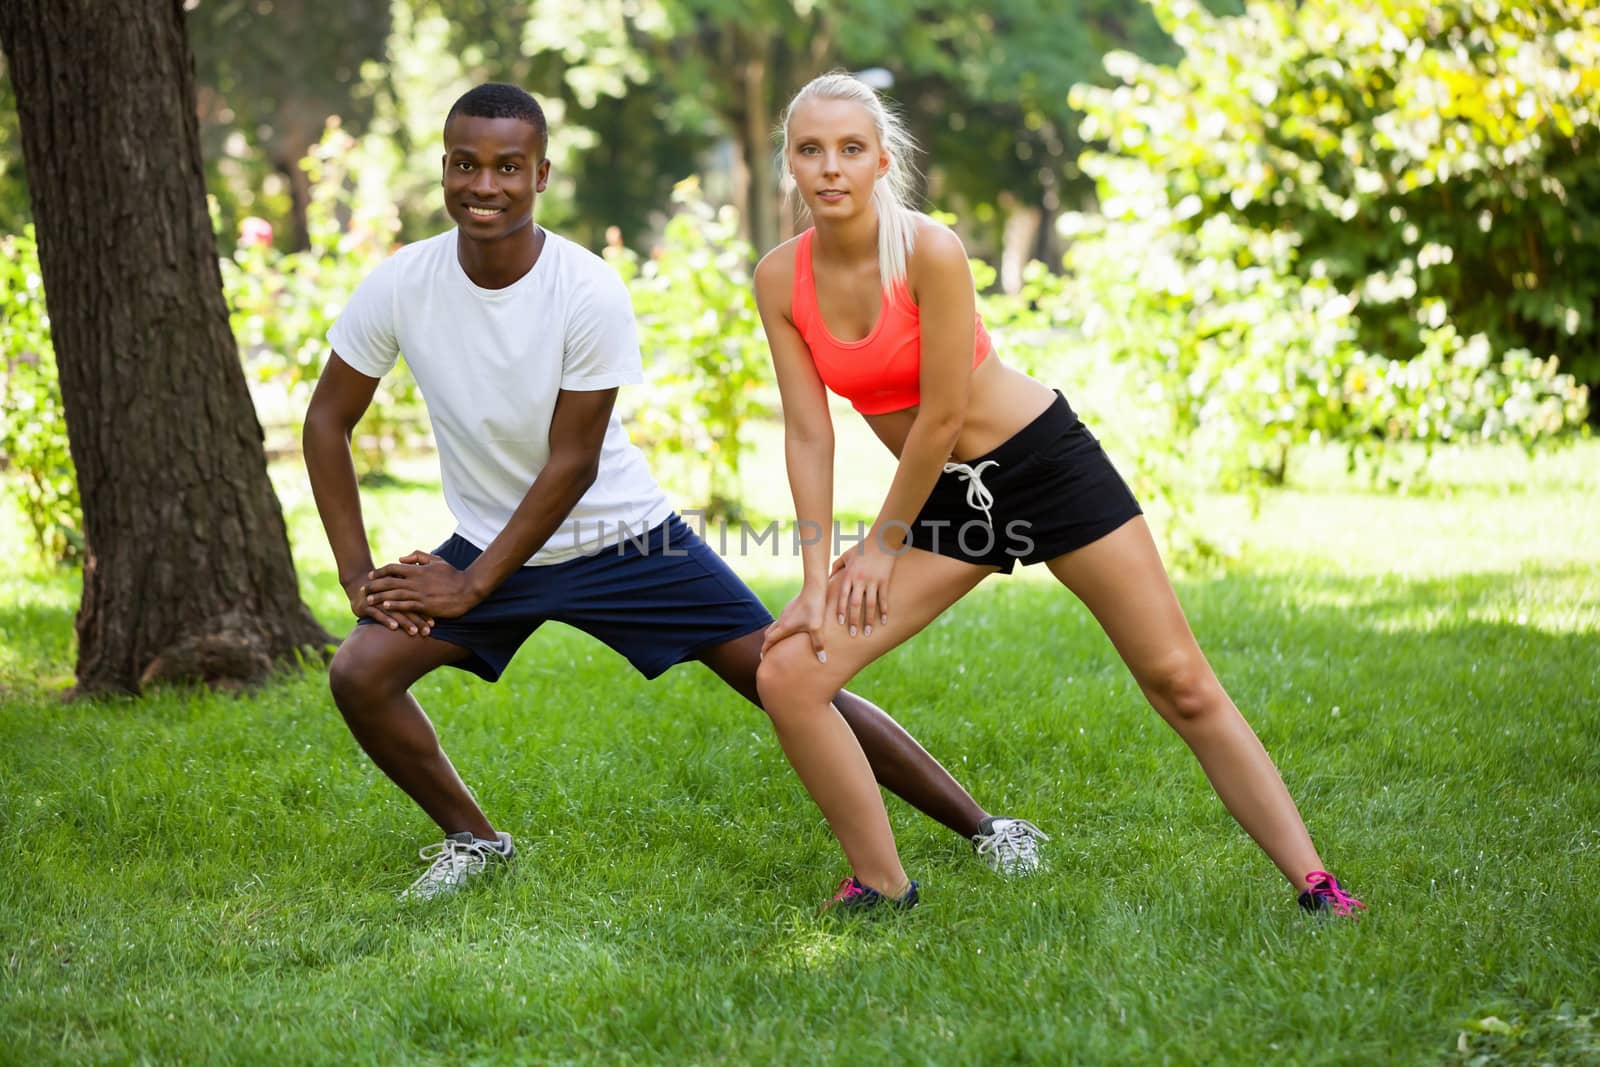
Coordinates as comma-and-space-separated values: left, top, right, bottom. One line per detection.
303, 83, 1046, 902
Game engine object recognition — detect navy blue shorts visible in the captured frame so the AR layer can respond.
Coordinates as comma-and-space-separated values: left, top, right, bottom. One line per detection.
361, 514, 774, 682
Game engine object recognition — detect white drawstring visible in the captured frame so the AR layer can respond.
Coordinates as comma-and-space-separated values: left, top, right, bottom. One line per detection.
941, 459, 999, 527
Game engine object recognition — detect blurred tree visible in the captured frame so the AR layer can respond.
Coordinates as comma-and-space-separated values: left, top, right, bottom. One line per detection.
460, 0, 1185, 257
413, 0, 716, 248
638, 0, 1190, 256
165, 0, 1198, 261
0, 0, 332, 695
7, 0, 1230, 264
187, 0, 391, 249
877, 1, 1182, 269
562, 84, 718, 249
556, 0, 840, 254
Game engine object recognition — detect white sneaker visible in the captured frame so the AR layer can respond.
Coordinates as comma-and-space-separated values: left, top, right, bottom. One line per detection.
972, 817, 1049, 875
400, 831, 514, 901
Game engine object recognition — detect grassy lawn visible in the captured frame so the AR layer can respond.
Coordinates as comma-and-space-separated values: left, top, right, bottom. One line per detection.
1, 441, 1597, 1064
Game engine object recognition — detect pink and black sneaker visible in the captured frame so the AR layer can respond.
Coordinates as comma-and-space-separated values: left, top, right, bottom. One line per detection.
823, 876, 920, 914
1297, 870, 1366, 916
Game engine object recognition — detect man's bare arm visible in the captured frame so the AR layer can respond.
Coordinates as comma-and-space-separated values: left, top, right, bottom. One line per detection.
361, 387, 616, 617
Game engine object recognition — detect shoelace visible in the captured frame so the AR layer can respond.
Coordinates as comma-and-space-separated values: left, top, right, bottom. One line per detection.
1304, 870, 1366, 916
942, 460, 1000, 527
974, 818, 1050, 862
410, 836, 494, 893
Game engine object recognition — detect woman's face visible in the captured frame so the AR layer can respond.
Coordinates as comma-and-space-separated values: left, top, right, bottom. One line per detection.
786, 98, 888, 219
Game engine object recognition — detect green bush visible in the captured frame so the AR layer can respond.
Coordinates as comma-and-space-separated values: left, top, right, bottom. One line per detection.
1055, 163, 1585, 479
606, 179, 772, 519
220, 121, 428, 475
1074, 0, 1600, 393
0, 227, 80, 564
961, 0, 1586, 564
975, 155, 1586, 562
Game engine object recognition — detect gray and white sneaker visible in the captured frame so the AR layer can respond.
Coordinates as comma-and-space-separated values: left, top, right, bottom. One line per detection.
401, 831, 515, 901
972, 817, 1049, 875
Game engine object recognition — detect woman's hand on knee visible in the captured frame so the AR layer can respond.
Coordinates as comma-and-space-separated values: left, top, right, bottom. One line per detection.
829, 545, 893, 638
762, 586, 828, 663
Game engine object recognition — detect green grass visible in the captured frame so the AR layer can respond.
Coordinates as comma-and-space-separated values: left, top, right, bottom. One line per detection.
2, 443, 1598, 1065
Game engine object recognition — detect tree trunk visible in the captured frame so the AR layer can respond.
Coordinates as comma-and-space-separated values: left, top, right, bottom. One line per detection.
0, 0, 333, 696
740, 38, 778, 255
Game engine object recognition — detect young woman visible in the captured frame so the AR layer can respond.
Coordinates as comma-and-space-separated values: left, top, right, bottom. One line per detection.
753, 72, 1363, 917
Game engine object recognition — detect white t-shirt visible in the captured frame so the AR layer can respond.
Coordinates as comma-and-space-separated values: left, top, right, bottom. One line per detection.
327, 228, 672, 565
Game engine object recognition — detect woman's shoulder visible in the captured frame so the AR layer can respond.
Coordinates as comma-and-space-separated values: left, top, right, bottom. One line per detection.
909, 214, 967, 264
755, 232, 805, 281
754, 233, 805, 311
907, 214, 970, 292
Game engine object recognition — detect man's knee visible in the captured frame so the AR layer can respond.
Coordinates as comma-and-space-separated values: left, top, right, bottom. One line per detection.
327, 633, 394, 712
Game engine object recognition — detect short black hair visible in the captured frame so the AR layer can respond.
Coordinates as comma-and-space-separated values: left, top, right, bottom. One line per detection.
445, 83, 548, 145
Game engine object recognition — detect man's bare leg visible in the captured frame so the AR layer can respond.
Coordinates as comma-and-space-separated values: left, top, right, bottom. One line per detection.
327, 623, 496, 838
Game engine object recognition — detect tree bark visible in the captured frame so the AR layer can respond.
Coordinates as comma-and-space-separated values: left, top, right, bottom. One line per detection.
0, 0, 333, 696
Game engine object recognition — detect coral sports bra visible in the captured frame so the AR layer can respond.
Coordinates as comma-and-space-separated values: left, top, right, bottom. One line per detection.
790, 228, 991, 415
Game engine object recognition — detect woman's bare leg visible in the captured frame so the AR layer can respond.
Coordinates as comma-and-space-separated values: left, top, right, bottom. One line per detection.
1046, 517, 1325, 890
695, 629, 989, 836
756, 550, 993, 894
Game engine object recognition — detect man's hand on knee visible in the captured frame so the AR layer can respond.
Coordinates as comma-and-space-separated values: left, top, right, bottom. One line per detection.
364, 552, 483, 621
343, 573, 434, 637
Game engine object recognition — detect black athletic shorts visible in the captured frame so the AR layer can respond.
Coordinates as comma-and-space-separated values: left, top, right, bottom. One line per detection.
902, 391, 1142, 573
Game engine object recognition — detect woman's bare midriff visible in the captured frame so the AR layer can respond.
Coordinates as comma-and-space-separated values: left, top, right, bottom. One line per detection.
862, 353, 1057, 461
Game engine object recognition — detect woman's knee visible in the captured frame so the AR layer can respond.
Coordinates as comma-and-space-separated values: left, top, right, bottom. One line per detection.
1142, 653, 1223, 725
755, 637, 833, 715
